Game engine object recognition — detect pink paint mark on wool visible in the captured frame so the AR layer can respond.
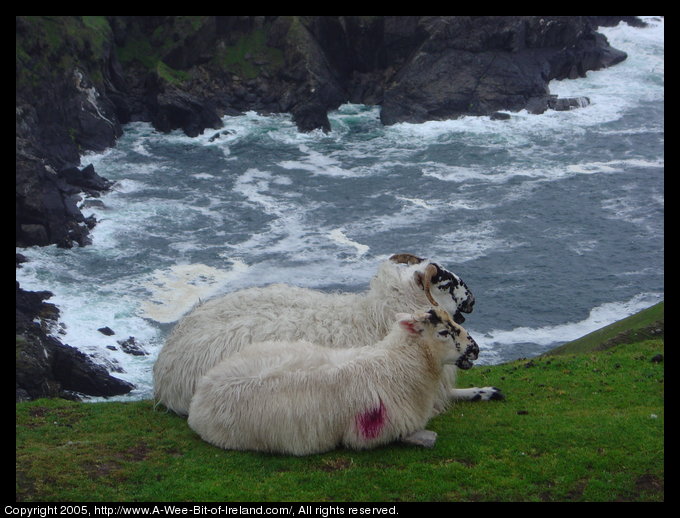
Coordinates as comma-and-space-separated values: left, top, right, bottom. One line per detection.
356, 399, 387, 439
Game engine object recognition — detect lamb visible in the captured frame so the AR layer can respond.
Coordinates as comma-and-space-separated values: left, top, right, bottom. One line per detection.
153, 253, 503, 416
187, 307, 480, 455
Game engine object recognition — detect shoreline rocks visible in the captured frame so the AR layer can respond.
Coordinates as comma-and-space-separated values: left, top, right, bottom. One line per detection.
15, 154, 108, 248
16, 282, 134, 402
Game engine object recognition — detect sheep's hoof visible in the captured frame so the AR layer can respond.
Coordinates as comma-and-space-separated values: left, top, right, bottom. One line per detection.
451, 386, 506, 402
402, 430, 437, 448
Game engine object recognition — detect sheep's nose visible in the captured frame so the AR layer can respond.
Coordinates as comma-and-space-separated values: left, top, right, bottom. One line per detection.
461, 295, 475, 313
467, 339, 479, 360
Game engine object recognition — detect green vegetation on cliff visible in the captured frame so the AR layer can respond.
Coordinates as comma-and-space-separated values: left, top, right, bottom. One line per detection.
115, 17, 284, 84
16, 16, 113, 90
212, 28, 284, 80
16, 303, 663, 502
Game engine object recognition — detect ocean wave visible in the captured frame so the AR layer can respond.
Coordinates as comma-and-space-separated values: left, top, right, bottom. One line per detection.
328, 228, 370, 257
431, 221, 525, 264
278, 144, 356, 177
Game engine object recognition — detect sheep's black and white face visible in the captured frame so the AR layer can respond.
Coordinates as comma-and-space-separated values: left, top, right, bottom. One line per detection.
389, 254, 475, 324
428, 263, 475, 324
398, 308, 479, 370
425, 308, 479, 370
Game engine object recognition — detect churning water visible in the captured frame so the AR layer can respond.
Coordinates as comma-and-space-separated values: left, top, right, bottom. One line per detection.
16, 18, 664, 400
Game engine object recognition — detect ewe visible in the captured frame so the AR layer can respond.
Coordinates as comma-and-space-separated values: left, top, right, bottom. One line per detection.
187, 307, 480, 455
154, 253, 502, 416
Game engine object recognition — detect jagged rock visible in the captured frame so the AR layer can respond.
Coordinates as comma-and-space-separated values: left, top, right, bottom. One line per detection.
490, 112, 511, 120
151, 88, 223, 137
291, 101, 331, 133
117, 336, 148, 356
208, 129, 235, 142
16, 151, 94, 248
16, 282, 134, 401
51, 341, 134, 397
98, 326, 115, 336
380, 16, 626, 125
58, 164, 114, 196
526, 95, 591, 114
548, 96, 591, 111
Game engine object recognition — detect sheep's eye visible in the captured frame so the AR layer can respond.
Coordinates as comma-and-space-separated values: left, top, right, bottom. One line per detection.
438, 330, 450, 337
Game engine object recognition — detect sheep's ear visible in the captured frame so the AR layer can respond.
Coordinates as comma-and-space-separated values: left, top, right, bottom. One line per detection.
413, 271, 425, 289
397, 314, 423, 335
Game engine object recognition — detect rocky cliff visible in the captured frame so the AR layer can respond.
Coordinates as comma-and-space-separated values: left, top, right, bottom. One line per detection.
16, 15, 638, 248
15, 16, 642, 401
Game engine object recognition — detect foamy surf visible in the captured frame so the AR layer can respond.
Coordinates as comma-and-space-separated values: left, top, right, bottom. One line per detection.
140, 261, 250, 324
328, 229, 370, 257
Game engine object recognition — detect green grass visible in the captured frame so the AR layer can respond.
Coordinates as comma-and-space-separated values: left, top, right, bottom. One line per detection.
16, 305, 664, 502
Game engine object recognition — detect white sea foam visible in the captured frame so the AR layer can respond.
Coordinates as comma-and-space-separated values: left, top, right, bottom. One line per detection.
233, 168, 284, 214
140, 261, 250, 323
396, 196, 435, 209
566, 158, 664, 175
16, 246, 164, 398
279, 144, 356, 177
328, 228, 370, 257
432, 221, 525, 264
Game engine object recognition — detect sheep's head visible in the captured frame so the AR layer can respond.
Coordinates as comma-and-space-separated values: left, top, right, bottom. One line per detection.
396, 307, 479, 370
389, 254, 475, 324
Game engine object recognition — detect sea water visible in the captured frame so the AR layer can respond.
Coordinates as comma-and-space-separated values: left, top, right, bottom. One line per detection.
16, 18, 664, 400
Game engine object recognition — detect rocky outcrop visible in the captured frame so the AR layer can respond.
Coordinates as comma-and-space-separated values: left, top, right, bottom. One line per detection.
378, 17, 627, 125
150, 88, 224, 138
15, 153, 103, 248
16, 282, 134, 402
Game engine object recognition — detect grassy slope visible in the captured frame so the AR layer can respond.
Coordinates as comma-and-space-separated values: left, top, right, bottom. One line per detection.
16, 304, 664, 502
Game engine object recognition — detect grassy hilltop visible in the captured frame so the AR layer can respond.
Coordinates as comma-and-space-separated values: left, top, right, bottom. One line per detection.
16, 303, 663, 502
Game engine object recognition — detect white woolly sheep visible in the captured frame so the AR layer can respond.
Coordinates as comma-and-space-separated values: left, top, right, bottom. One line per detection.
187, 307, 480, 455
153, 253, 502, 416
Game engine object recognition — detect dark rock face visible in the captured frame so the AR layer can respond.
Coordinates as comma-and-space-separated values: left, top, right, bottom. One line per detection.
16, 153, 101, 248
291, 101, 332, 133
379, 16, 627, 125
17, 17, 122, 249
58, 164, 114, 196
117, 336, 149, 356
151, 88, 223, 138
16, 282, 134, 402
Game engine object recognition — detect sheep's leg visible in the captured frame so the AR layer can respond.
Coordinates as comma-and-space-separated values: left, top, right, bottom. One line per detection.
451, 386, 505, 401
401, 430, 437, 448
